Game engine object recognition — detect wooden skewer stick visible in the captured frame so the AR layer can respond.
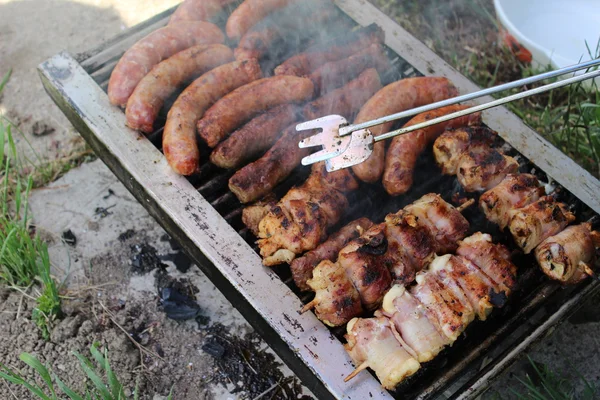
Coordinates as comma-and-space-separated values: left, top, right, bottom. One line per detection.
300, 298, 318, 314
344, 361, 369, 382
456, 198, 475, 213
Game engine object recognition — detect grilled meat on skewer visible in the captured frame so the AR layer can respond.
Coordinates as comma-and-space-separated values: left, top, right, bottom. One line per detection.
479, 174, 545, 229
346, 233, 518, 388
291, 218, 373, 291
256, 163, 358, 265
433, 125, 501, 175
507, 196, 576, 254
274, 23, 385, 77
456, 232, 516, 295
456, 146, 519, 192
305, 260, 364, 327
241, 195, 277, 236
344, 316, 420, 390
305, 194, 470, 326
535, 223, 600, 284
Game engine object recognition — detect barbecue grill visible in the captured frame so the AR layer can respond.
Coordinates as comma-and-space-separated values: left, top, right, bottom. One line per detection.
38, 1, 600, 399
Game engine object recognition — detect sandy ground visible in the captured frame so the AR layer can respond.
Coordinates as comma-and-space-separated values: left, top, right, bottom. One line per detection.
1, 0, 600, 399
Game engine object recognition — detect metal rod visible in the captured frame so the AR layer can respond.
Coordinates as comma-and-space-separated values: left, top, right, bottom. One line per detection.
339, 58, 600, 136
374, 69, 600, 142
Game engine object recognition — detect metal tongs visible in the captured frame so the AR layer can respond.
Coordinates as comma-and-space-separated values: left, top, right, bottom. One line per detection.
297, 58, 600, 172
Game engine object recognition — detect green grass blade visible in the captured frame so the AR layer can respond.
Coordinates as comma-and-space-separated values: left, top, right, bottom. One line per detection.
55, 374, 85, 400
89, 344, 125, 399
0, 365, 52, 400
73, 352, 112, 400
0, 68, 11, 95
19, 353, 56, 397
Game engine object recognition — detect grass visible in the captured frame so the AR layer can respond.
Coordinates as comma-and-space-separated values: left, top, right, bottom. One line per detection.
372, 0, 600, 177
0, 343, 171, 400
1, 69, 62, 338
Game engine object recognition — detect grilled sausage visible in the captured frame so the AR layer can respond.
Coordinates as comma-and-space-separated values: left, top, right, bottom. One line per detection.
234, 0, 336, 61
274, 23, 385, 77
309, 44, 391, 95
383, 105, 482, 196
229, 124, 311, 203
197, 76, 314, 148
169, 0, 236, 23
226, 0, 294, 41
210, 104, 299, 169
291, 218, 374, 291
351, 77, 459, 183
303, 68, 382, 121
126, 44, 233, 133
163, 59, 262, 175
108, 22, 225, 107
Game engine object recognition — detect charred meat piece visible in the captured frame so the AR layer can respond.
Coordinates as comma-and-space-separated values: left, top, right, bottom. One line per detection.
274, 23, 385, 77
345, 316, 420, 390
535, 223, 600, 284
234, 0, 337, 61
308, 44, 391, 95
241, 195, 277, 236
433, 125, 501, 175
457, 232, 517, 294
456, 146, 519, 192
291, 218, 373, 291
338, 224, 393, 311
384, 211, 437, 284
381, 285, 449, 362
256, 163, 358, 265
508, 196, 576, 254
229, 124, 312, 204
411, 271, 475, 342
306, 260, 364, 327
383, 104, 482, 196
479, 173, 545, 229
210, 104, 299, 169
402, 193, 470, 253
302, 68, 382, 121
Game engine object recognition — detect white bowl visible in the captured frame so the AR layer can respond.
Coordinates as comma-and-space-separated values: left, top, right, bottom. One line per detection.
494, 0, 600, 73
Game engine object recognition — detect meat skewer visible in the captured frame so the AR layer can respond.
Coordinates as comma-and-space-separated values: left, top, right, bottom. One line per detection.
456, 146, 519, 192
290, 218, 373, 291
303, 195, 472, 326
535, 223, 600, 284
274, 23, 385, 77
345, 232, 518, 388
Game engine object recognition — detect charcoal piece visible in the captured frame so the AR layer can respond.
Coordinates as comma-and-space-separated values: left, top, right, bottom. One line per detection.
160, 287, 201, 320
61, 229, 77, 246
202, 340, 225, 358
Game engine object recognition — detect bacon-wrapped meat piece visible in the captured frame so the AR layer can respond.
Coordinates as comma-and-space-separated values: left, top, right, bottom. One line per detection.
381, 285, 449, 362
433, 125, 500, 175
306, 260, 363, 327
345, 316, 420, 390
456, 146, 519, 192
402, 193, 470, 253
479, 174, 545, 229
507, 196, 576, 254
256, 163, 358, 266
535, 223, 600, 284
290, 218, 373, 291
457, 232, 516, 294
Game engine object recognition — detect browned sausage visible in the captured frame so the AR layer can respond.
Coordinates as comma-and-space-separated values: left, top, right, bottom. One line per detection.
108, 22, 225, 107
229, 124, 311, 203
382, 105, 482, 196
309, 44, 391, 95
126, 44, 233, 133
168, 0, 236, 23
226, 0, 294, 41
302, 68, 382, 121
291, 218, 374, 291
234, 0, 336, 61
162, 59, 262, 175
210, 104, 299, 169
351, 77, 459, 183
197, 76, 314, 147
274, 23, 385, 77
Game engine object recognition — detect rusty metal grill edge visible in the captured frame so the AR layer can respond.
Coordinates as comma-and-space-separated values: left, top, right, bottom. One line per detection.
38, 1, 600, 399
